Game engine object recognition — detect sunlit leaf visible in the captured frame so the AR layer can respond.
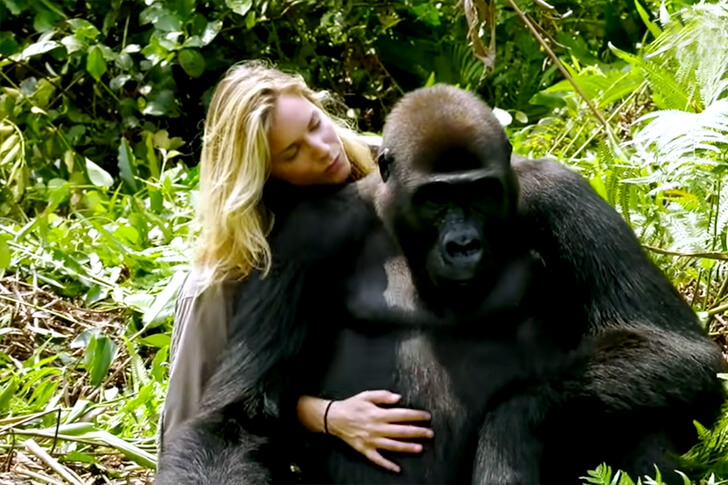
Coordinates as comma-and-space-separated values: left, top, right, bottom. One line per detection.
68, 18, 100, 41
150, 345, 169, 382
86, 158, 114, 188
86, 45, 107, 82
140, 334, 171, 348
20, 39, 59, 59
0, 235, 10, 269
201, 19, 222, 45
245, 10, 256, 29
0, 377, 18, 412
226, 0, 252, 17
142, 270, 187, 327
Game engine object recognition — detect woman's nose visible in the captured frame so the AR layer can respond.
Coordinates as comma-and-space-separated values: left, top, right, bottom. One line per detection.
307, 135, 331, 160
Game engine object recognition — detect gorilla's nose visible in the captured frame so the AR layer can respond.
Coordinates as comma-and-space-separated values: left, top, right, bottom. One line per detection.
442, 229, 483, 265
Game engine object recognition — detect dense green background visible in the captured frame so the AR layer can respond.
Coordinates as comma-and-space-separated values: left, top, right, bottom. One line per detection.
1, 0, 728, 483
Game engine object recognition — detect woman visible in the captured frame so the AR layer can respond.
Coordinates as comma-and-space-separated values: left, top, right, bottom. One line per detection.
161, 61, 433, 474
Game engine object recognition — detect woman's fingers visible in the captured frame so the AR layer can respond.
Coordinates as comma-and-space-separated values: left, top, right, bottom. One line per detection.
365, 450, 401, 474
378, 407, 431, 423
375, 438, 424, 454
359, 390, 402, 404
379, 423, 434, 439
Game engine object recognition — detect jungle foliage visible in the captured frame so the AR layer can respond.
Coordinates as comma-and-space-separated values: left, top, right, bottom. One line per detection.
1, 0, 727, 483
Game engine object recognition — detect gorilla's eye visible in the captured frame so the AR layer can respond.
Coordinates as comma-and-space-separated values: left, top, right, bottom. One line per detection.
412, 182, 451, 215
378, 148, 394, 182
470, 178, 504, 204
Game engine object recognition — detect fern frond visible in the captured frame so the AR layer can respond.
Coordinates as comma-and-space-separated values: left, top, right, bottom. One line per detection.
630, 99, 728, 173
650, 2, 728, 106
610, 44, 694, 111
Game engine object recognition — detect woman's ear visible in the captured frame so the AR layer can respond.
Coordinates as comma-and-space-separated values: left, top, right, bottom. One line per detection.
377, 147, 393, 183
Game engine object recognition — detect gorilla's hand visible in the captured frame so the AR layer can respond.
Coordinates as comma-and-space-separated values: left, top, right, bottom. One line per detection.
321, 390, 434, 473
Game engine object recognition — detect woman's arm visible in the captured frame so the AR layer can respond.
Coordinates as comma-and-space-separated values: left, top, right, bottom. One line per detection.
160, 272, 232, 451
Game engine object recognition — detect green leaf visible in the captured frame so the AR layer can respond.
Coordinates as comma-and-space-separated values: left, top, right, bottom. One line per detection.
609, 43, 693, 111
178, 49, 205, 78
86, 157, 114, 188
412, 3, 440, 27
201, 19, 222, 46
33, 8, 62, 33
140, 4, 183, 31
61, 35, 85, 54
2, 0, 27, 16
84, 284, 108, 305
140, 333, 171, 348
35, 423, 157, 469
84, 334, 118, 387
21, 39, 59, 59
174, 0, 196, 19
28, 380, 58, 409
117, 137, 139, 192
226, 0, 252, 17
424, 71, 436, 87
63, 451, 96, 464
150, 345, 169, 382
150, 189, 163, 214
0, 377, 18, 412
0, 234, 10, 270
68, 18, 100, 41
141, 35, 169, 65
86, 45, 107, 82
634, 0, 661, 39
47, 179, 70, 211
245, 10, 256, 29
142, 89, 176, 117
0, 31, 19, 56
142, 270, 187, 327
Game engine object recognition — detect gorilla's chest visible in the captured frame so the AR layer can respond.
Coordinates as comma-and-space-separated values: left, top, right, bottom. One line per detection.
327, 229, 544, 410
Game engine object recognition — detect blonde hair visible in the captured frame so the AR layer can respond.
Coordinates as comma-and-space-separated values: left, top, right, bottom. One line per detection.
194, 60, 376, 289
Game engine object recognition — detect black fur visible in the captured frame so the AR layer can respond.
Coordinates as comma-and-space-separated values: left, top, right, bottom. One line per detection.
156, 86, 725, 485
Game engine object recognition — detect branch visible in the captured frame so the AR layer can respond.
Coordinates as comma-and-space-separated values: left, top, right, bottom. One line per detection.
642, 244, 728, 261
501, 0, 610, 132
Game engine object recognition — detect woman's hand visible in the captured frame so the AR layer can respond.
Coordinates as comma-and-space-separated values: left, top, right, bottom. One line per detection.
297, 391, 433, 474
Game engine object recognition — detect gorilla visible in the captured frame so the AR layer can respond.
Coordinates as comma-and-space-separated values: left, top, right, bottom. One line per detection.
156, 85, 725, 485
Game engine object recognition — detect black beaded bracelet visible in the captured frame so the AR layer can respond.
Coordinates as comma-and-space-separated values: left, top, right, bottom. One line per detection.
323, 400, 335, 435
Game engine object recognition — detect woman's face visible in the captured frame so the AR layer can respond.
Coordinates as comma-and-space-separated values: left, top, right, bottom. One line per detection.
269, 94, 352, 186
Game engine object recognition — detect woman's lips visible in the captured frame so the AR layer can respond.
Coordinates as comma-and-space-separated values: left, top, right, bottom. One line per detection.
325, 154, 342, 173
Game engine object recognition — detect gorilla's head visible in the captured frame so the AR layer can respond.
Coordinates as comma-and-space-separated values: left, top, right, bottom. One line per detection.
379, 85, 518, 296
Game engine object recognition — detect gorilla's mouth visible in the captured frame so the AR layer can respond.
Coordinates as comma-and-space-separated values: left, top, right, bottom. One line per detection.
426, 244, 494, 292
429, 265, 483, 288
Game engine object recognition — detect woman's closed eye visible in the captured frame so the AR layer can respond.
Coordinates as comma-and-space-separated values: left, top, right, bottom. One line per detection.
310, 115, 321, 131
282, 145, 299, 161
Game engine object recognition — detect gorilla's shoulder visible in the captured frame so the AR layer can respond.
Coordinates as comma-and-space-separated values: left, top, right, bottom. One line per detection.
512, 156, 612, 225
269, 176, 380, 262
512, 156, 592, 204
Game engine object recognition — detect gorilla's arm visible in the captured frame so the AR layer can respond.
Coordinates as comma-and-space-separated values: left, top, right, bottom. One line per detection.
198, 183, 378, 417
472, 158, 726, 484
157, 185, 377, 484
514, 156, 725, 408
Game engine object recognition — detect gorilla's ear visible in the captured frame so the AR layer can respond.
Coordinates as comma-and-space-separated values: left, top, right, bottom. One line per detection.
377, 147, 394, 183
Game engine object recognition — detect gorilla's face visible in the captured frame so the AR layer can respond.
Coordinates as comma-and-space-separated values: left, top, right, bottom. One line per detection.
414, 172, 509, 287
383, 144, 517, 293
379, 84, 517, 297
